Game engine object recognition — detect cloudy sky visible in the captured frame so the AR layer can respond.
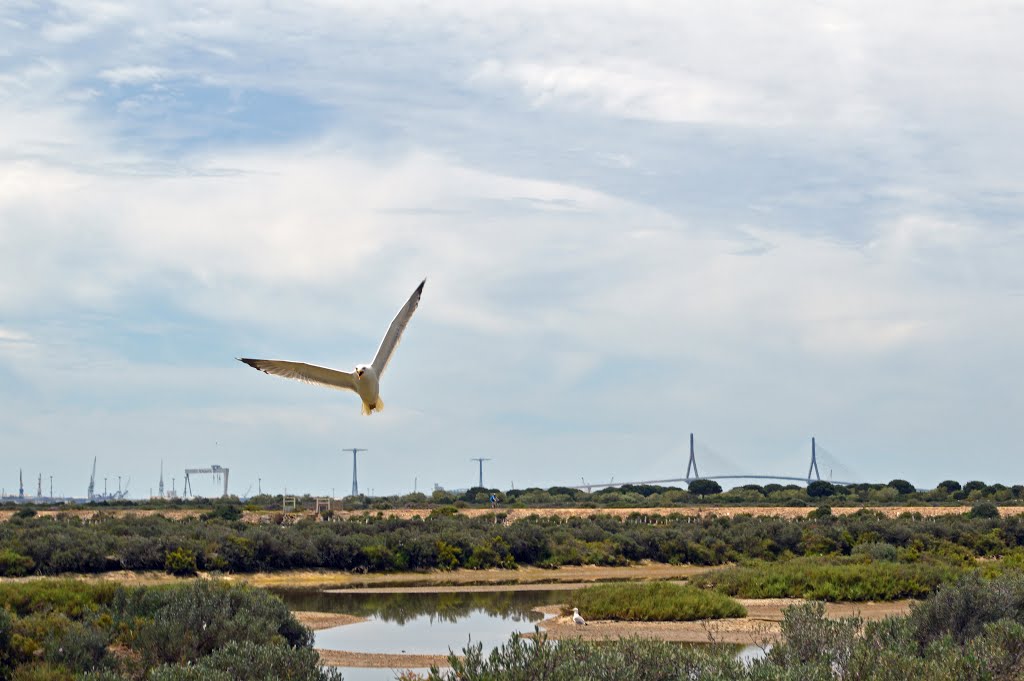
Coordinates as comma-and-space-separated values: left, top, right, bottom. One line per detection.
2, 1, 1023, 499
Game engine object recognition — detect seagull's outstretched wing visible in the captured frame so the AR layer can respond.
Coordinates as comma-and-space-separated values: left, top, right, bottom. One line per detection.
237, 358, 357, 392
371, 279, 425, 378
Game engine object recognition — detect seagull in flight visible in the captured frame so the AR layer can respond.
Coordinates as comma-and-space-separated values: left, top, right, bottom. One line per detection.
238, 279, 425, 415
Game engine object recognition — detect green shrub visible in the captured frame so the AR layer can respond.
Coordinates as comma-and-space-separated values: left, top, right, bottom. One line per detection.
0, 551, 34, 578
569, 582, 746, 621
969, 501, 1000, 519
0, 581, 117, 618
909, 572, 1024, 645
428, 631, 744, 681
163, 548, 197, 577
202, 504, 243, 522
42, 620, 111, 672
693, 556, 963, 601
0, 607, 13, 681
129, 581, 312, 666
852, 542, 899, 562
147, 641, 342, 681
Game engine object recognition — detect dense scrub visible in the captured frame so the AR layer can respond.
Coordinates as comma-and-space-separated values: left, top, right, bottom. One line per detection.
0, 580, 339, 681
568, 582, 746, 621
426, 572, 1024, 680
1, 506, 1022, 578
692, 555, 965, 601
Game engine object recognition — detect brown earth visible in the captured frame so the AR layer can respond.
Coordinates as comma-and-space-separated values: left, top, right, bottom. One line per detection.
315, 649, 451, 669
293, 611, 366, 630
1, 505, 1019, 525
536, 599, 915, 644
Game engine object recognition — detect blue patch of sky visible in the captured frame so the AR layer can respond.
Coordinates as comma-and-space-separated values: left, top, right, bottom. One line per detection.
383, 94, 888, 240
84, 78, 336, 155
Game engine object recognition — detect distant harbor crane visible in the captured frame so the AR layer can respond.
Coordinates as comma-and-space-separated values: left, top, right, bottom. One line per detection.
183, 465, 229, 498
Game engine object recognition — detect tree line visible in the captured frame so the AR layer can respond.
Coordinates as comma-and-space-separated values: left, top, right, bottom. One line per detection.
0, 502, 1020, 576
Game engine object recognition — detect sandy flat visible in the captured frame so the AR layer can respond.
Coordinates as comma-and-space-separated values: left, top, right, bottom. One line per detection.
536, 599, 915, 645
315, 649, 452, 668
293, 611, 366, 630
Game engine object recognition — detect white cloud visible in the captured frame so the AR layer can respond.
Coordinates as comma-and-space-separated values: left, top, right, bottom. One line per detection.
98, 65, 175, 85
1, 0, 1023, 490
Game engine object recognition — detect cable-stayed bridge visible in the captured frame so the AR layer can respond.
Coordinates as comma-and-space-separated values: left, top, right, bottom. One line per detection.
572, 435, 865, 492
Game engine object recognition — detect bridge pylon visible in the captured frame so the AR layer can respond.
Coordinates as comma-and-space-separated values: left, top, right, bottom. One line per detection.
685, 433, 699, 479
807, 437, 821, 482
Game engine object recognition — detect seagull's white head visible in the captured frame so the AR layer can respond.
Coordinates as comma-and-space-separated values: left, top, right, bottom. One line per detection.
355, 365, 367, 379
573, 607, 579, 614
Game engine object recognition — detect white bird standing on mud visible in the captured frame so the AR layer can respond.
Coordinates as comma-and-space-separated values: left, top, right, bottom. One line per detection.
572, 607, 587, 626
238, 279, 425, 415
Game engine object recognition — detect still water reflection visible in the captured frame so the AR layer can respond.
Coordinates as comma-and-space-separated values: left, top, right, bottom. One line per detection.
277, 588, 567, 625
274, 588, 764, 677
275, 589, 567, 655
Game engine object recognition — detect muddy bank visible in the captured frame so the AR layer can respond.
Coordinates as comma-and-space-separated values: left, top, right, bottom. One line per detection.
316, 649, 452, 668
293, 611, 366, 630
536, 599, 915, 644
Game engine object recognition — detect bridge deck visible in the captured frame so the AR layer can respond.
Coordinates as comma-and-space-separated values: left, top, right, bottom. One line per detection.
572, 474, 861, 491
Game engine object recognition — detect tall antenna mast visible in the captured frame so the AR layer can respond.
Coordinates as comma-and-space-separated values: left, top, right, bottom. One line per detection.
159, 460, 164, 498
344, 448, 368, 496
470, 458, 491, 488
808, 436, 821, 481
685, 433, 700, 479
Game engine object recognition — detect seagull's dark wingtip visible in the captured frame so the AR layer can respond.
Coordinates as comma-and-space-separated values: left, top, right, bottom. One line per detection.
237, 357, 258, 368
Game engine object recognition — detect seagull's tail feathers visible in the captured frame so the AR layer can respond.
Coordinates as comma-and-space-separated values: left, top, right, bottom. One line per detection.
361, 397, 385, 415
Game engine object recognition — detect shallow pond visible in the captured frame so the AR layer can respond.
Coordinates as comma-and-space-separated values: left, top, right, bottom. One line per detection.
275, 588, 764, 678
275, 588, 566, 655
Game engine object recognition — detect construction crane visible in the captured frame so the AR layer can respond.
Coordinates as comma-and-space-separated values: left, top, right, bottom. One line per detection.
87, 457, 97, 500
183, 465, 229, 498
114, 477, 130, 499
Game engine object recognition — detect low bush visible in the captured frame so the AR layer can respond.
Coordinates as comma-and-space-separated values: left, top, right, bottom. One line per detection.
0, 580, 319, 680
692, 556, 964, 601
0, 550, 34, 578
569, 582, 746, 621
909, 572, 1024, 645
148, 641, 342, 681
429, 632, 744, 681
164, 548, 198, 576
